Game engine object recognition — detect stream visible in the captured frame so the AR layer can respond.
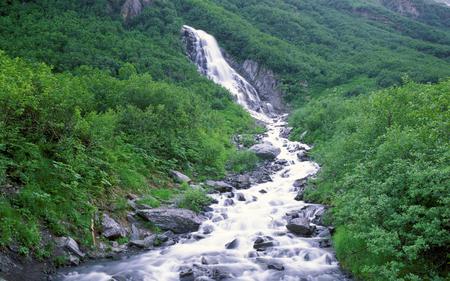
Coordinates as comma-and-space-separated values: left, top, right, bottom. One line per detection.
56, 26, 349, 281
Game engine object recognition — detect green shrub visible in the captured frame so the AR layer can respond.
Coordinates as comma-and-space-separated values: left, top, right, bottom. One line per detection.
294, 80, 450, 280
177, 188, 213, 213
227, 150, 260, 173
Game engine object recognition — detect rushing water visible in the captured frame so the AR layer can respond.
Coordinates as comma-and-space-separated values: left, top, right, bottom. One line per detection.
57, 26, 348, 281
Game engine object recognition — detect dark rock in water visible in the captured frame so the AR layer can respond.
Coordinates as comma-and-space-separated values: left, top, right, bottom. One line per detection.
275, 159, 288, 166
296, 150, 309, 161
280, 170, 290, 178
271, 164, 284, 172
56, 237, 85, 258
325, 254, 333, 265
256, 258, 285, 271
224, 198, 235, 206
318, 239, 332, 248
286, 218, 315, 236
225, 192, 234, 198
169, 170, 191, 183
102, 213, 127, 240
205, 180, 233, 193
253, 236, 277, 251
129, 234, 156, 249
179, 268, 195, 281
299, 205, 327, 225
293, 178, 307, 188
236, 193, 246, 201
225, 238, 239, 249
268, 263, 285, 271
227, 174, 251, 189
294, 191, 304, 201
250, 143, 281, 160
138, 208, 203, 234
259, 189, 267, 194
279, 127, 293, 138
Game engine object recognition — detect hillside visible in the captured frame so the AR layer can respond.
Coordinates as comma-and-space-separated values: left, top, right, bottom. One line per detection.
0, 0, 449, 280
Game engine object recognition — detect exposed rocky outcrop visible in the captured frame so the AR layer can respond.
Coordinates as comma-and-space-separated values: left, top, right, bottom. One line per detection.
121, 0, 153, 21
379, 0, 419, 17
227, 58, 285, 114
101, 213, 128, 240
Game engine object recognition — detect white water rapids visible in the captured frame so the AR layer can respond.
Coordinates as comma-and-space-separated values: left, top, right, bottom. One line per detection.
58, 26, 348, 281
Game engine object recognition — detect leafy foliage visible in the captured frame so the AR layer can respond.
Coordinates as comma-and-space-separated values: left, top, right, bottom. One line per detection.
291, 80, 450, 280
176, 188, 213, 213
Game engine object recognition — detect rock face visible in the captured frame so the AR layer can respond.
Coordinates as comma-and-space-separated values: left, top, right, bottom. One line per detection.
138, 208, 203, 234
102, 213, 127, 240
379, 0, 419, 17
250, 143, 281, 160
170, 170, 191, 183
121, 0, 153, 21
225, 58, 285, 114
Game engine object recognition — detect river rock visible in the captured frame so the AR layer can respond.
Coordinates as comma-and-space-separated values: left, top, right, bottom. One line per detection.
286, 218, 315, 236
225, 238, 239, 249
56, 237, 85, 258
236, 193, 246, 201
224, 198, 234, 206
138, 208, 203, 234
102, 213, 127, 240
169, 170, 191, 183
296, 150, 309, 161
205, 180, 233, 193
253, 236, 277, 251
249, 143, 281, 160
279, 127, 293, 138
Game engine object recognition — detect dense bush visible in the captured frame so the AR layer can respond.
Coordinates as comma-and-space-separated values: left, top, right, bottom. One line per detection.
0, 50, 254, 252
290, 80, 450, 280
176, 188, 213, 213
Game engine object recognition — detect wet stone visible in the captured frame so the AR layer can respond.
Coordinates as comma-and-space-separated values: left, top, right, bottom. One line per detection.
259, 189, 268, 194
236, 193, 246, 201
225, 238, 239, 249
224, 198, 234, 206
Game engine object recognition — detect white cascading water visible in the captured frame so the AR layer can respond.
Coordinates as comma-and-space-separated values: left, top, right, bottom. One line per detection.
58, 26, 348, 281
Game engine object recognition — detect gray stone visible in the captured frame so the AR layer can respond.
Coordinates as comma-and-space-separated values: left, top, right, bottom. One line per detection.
250, 143, 281, 160
204, 180, 233, 193
169, 170, 191, 183
225, 238, 239, 249
296, 150, 309, 161
236, 193, 246, 201
56, 237, 85, 258
102, 213, 127, 240
138, 208, 203, 234
286, 218, 315, 236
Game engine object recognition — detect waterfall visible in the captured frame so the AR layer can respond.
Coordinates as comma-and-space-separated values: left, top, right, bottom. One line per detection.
182, 25, 272, 121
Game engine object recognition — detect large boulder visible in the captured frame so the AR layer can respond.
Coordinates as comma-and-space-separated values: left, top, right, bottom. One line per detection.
138, 208, 203, 234
205, 180, 233, 193
286, 218, 315, 236
170, 170, 191, 183
56, 237, 85, 258
249, 143, 281, 160
102, 213, 127, 240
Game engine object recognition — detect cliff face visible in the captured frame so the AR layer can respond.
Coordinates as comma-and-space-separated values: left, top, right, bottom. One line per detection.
121, 0, 152, 21
381, 0, 420, 16
238, 60, 285, 113
224, 55, 285, 114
